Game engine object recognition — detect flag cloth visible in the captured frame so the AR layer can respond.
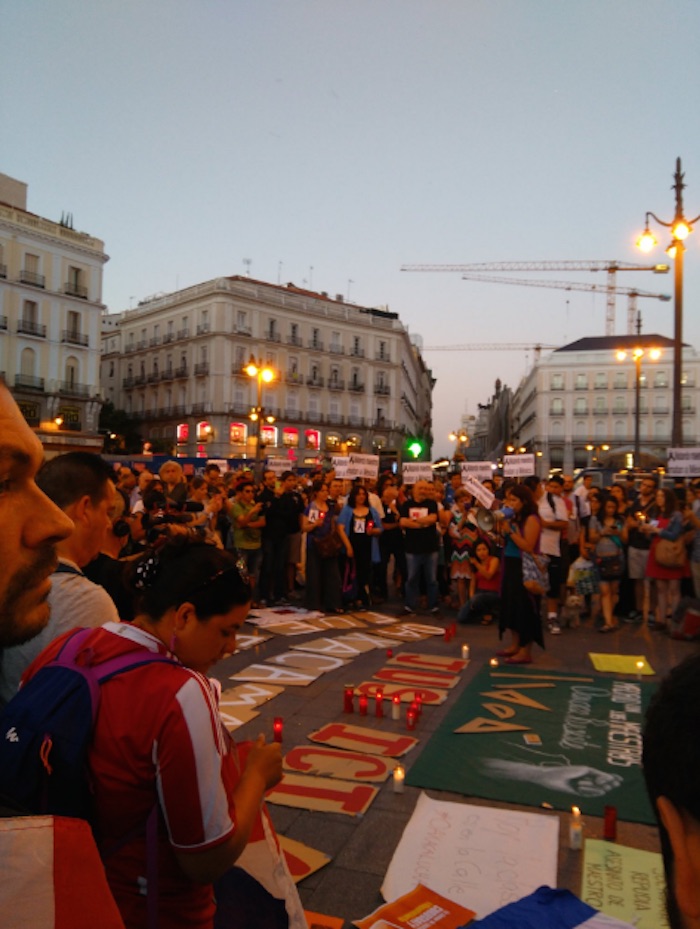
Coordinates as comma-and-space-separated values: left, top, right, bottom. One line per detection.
0, 815, 124, 929
468, 886, 636, 929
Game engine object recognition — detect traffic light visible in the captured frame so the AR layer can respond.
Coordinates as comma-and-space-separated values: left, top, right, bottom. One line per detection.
405, 436, 426, 460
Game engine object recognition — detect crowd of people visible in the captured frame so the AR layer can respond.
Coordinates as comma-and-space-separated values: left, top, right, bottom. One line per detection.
1, 371, 700, 929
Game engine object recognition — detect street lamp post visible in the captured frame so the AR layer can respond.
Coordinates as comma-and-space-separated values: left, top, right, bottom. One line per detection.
448, 428, 469, 460
244, 356, 276, 478
637, 158, 700, 448
615, 344, 661, 470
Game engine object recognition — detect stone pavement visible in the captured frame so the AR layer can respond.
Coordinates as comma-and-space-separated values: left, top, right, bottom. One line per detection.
212, 604, 692, 927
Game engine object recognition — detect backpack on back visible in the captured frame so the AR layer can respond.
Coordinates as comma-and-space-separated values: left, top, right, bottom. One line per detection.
0, 627, 174, 820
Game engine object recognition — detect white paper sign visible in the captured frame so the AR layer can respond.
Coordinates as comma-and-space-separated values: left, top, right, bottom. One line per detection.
667, 447, 700, 477
382, 793, 559, 918
265, 458, 291, 475
503, 454, 536, 477
461, 461, 494, 482
349, 453, 380, 479
402, 462, 433, 483
332, 455, 350, 477
462, 476, 496, 510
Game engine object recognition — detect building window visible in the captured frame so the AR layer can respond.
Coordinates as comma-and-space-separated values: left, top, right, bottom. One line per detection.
230, 422, 247, 443
654, 371, 669, 388
176, 423, 189, 443
550, 373, 564, 390
574, 398, 587, 414
613, 373, 627, 389
550, 398, 564, 415
575, 374, 588, 390
594, 373, 607, 389
305, 429, 320, 450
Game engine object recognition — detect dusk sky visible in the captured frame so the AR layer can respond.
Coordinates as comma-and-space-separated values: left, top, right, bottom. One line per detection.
3, 1, 700, 457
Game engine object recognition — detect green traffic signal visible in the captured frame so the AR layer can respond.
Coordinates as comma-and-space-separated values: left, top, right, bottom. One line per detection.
407, 439, 424, 459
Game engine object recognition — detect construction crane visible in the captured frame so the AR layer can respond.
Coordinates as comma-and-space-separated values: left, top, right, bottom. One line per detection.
401, 260, 670, 336
460, 274, 671, 335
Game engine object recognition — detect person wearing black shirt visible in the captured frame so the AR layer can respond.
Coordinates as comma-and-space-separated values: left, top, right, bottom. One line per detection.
399, 480, 439, 615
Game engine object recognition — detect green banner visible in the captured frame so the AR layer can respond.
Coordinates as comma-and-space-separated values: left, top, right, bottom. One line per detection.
406, 664, 656, 824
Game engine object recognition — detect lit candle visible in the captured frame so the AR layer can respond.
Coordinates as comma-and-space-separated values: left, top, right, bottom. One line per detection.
636, 660, 644, 680
569, 806, 583, 850
393, 764, 405, 793
406, 707, 417, 730
359, 694, 368, 716
343, 685, 354, 714
375, 687, 384, 718
414, 692, 423, 717
392, 694, 401, 720
386, 648, 393, 659
462, 644, 470, 661
450, 622, 457, 637
490, 657, 499, 668
444, 627, 452, 643
273, 717, 284, 743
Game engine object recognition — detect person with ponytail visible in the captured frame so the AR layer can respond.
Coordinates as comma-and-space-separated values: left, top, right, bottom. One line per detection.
20, 538, 305, 929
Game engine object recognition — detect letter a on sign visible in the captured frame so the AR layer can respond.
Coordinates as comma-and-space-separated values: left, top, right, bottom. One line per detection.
454, 717, 531, 734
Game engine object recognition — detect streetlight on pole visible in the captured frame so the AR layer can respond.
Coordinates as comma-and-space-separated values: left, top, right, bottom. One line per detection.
244, 355, 276, 477
448, 428, 469, 460
636, 158, 700, 448
615, 344, 662, 470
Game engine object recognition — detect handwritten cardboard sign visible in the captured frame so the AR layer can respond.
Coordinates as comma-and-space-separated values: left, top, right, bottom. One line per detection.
382, 793, 558, 918
289, 636, 363, 658
388, 653, 468, 673
582, 839, 668, 929
265, 651, 349, 673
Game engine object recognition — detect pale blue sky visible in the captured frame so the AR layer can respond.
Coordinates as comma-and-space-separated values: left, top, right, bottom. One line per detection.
3, 0, 700, 456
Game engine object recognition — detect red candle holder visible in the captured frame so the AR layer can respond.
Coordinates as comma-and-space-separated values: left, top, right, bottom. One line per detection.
273, 717, 284, 743
386, 648, 393, 659
359, 694, 368, 716
375, 688, 384, 718
450, 622, 457, 637
407, 707, 417, 731
343, 685, 354, 714
414, 692, 423, 716
444, 627, 452, 643
392, 694, 401, 720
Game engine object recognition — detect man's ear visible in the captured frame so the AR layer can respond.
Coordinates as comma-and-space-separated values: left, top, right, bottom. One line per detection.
658, 796, 700, 920
65, 495, 91, 527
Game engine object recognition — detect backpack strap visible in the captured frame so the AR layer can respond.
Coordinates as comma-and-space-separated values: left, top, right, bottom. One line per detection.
53, 628, 177, 722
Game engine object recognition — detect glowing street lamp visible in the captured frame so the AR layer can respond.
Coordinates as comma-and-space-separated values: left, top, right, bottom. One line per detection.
636, 158, 700, 447
615, 344, 662, 469
244, 355, 277, 474
448, 429, 469, 458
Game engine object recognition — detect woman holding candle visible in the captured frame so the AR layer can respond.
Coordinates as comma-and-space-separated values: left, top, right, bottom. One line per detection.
21, 538, 305, 929
497, 484, 544, 664
337, 484, 383, 611
301, 479, 342, 614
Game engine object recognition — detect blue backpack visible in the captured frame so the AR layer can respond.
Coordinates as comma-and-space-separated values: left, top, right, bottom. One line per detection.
0, 626, 175, 819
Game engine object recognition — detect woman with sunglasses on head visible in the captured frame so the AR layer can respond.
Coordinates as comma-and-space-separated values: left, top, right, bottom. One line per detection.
21, 538, 305, 929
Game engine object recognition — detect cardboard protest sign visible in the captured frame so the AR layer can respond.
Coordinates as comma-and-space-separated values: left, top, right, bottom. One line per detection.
278, 836, 331, 884
354, 681, 449, 705
283, 745, 393, 781
373, 666, 461, 689
382, 793, 558, 918
265, 651, 349, 673
308, 722, 418, 757
387, 652, 468, 673
289, 636, 364, 658
589, 653, 654, 676
228, 664, 320, 686
266, 773, 379, 816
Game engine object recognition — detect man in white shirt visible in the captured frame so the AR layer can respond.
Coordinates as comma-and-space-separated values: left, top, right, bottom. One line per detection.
0, 452, 119, 705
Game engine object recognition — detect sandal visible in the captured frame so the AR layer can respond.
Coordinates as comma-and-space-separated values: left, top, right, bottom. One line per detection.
599, 624, 618, 633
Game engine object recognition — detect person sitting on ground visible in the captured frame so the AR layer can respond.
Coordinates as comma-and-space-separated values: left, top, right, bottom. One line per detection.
458, 539, 501, 625
20, 538, 306, 929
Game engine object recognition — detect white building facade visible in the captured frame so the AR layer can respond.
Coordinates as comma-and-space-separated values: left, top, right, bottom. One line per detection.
0, 173, 108, 452
101, 277, 434, 462
510, 335, 700, 474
